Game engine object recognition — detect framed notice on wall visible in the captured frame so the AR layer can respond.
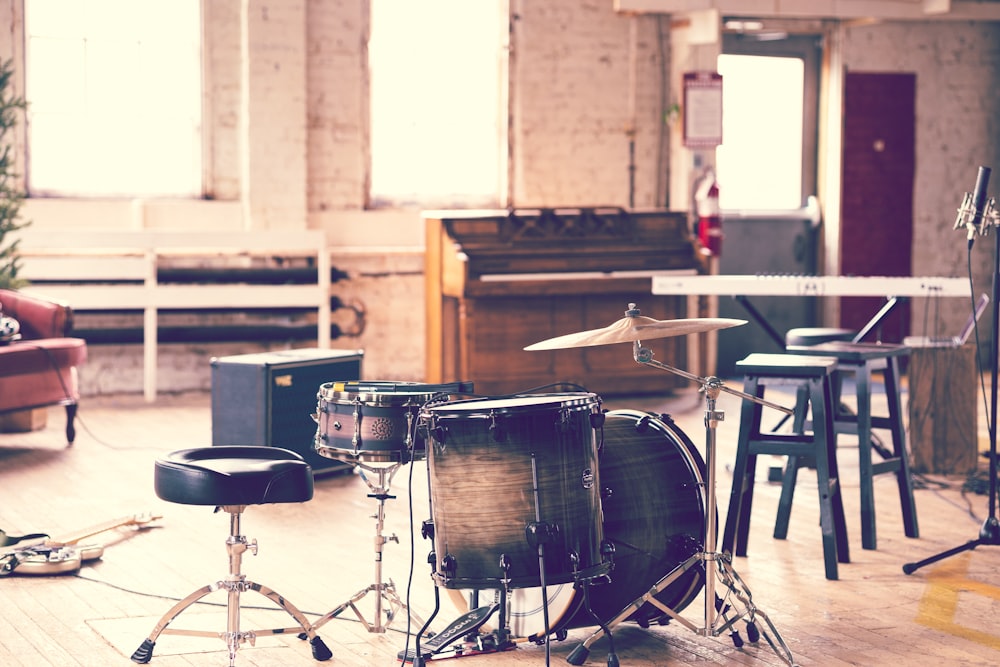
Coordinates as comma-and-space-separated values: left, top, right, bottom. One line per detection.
683, 71, 723, 148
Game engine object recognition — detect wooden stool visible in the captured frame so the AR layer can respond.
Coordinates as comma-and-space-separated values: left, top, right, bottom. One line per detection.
131, 446, 332, 666
786, 341, 919, 550
723, 353, 850, 580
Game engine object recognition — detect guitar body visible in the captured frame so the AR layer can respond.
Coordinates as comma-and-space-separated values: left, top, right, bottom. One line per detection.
2, 543, 105, 575
0, 512, 158, 577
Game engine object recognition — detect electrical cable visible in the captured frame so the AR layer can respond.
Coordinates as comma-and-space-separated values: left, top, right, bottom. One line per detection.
71, 570, 415, 636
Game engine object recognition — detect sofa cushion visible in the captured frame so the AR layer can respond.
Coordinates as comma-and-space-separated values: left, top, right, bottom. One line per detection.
0, 338, 88, 378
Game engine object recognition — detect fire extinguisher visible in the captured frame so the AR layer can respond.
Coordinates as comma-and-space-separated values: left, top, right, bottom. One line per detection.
695, 168, 723, 257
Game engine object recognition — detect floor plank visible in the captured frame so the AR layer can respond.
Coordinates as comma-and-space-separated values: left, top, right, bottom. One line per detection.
2, 378, 1000, 666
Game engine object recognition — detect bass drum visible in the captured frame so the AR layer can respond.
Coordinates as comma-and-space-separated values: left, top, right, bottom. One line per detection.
447, 409, 709, 638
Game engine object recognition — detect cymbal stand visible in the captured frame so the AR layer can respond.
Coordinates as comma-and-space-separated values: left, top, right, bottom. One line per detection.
567, 342, 798, 667
309, 460, 424, 634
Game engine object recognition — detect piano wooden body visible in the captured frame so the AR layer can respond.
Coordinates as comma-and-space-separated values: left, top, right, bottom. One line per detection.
424, 208, 701, 396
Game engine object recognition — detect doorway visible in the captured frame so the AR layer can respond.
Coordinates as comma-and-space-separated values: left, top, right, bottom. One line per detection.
713, 32, 823, 374
839, 71, 916, 341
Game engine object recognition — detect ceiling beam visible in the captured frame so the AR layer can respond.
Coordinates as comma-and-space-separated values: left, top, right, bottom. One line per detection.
614, 0, 1000, 21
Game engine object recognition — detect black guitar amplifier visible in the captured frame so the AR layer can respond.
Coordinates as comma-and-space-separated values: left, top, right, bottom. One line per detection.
210, 348, 364, 476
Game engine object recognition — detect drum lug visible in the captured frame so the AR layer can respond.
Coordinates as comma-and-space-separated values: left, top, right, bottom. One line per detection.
403, 413, 411, 447
488, 411, 502, 441
601, 539, 616, 566
441, 553, 457, 578
525, 521, 560, 549
591, 411, 606, 454
498, 553, 511, 581
351, 399, 362, 449
557, 408, 572, 432
634, 414, 651, 433
421, 519, 435, 540
430, 425, 447, 450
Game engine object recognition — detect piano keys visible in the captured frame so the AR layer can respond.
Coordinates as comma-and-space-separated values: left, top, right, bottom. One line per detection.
651, 273, 968, 298
651, 272, 970, 356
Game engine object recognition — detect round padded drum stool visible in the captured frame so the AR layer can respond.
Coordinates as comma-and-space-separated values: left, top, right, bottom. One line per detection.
131, 446, 332, 666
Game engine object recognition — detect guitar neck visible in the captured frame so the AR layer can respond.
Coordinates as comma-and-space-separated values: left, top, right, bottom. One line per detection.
42, 513, 161, 547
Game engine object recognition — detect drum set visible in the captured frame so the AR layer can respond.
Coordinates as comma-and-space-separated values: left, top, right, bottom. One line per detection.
306, 304, 798, 667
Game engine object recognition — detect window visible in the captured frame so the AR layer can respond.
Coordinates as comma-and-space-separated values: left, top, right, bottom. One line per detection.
716, 55, 803, 209
716, 34, 820, 211
25, 0, 202, 197
369, 0, 505, 208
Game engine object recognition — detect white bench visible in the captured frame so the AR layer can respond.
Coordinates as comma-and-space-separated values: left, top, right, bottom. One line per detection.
17, 230, 332, 402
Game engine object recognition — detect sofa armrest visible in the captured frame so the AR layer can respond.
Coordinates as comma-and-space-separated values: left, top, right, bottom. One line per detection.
0, 288, 74, 339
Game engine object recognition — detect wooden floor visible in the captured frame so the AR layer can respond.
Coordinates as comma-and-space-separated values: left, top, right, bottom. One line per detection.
2, 377, 1000, 667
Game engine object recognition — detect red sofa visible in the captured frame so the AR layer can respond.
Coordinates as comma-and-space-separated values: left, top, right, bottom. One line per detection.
0, 289, 88, 444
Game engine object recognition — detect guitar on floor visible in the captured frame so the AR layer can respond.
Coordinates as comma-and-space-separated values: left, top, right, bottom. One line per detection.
0, 512, 161, 576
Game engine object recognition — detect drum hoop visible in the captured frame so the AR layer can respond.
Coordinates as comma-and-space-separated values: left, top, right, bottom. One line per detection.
318, 380, 439, 406
424, 392, 599, 418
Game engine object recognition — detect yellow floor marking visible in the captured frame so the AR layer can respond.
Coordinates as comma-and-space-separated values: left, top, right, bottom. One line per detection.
915, 551, 1000, 650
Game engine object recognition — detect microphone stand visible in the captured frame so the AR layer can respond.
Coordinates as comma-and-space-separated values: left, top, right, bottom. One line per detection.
903, 175, 999, 574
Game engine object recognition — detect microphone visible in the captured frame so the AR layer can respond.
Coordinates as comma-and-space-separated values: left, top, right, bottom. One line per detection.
955, 166, 993, 241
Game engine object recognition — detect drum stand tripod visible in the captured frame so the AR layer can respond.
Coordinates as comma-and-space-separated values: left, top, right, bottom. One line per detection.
567, 342, 798, 667
308, 460, 424, 635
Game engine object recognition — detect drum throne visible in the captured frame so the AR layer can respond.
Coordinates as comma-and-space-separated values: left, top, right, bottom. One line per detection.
131, 446, 332, 666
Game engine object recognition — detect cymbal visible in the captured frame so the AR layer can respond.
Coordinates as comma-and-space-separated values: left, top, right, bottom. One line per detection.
524, 305, 746, 351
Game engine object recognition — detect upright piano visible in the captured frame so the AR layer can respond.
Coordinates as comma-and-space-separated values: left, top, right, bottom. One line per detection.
424, 208, 702, 396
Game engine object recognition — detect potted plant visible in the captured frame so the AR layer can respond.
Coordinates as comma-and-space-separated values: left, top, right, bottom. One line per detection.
0, 58, 28, 291
0, 58, 38, 433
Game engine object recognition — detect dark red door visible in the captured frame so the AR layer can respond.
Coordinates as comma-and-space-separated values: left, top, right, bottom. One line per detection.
840, 72, 915, 340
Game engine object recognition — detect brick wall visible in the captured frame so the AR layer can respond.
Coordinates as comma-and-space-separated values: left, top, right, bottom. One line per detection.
840, 20, 1000, 337
3, 3, 1000, 394
509, 1, 669, 207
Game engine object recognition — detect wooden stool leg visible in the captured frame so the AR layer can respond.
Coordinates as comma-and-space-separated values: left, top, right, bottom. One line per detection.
885, 357, 920, 538
810, 376, 848, 580
855, 363, 878, 550
774, 456, 801, 540
774, 387, 812, 539
723, 377, 762, 557
854, 363, 876, 549
824, 399, 851, 565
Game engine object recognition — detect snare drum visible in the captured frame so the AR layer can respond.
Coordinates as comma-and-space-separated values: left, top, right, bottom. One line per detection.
314, 381, 440, 463
424, 393, 609, 590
